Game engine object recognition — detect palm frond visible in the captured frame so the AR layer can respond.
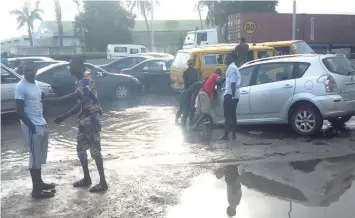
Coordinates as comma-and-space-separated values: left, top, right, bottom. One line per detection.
35, 0, 41, 9
17, 19, 27, 30
10, 9, 26, 18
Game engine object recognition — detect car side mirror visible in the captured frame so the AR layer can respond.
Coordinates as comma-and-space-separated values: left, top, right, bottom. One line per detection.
96, 72, 104, 77
143, 66, 148, 71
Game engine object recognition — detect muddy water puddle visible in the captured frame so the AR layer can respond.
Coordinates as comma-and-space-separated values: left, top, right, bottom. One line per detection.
166, 154, 355, 218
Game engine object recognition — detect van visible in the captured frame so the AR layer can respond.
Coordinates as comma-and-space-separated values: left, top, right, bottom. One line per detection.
258, 40, 315, 55
107, 44, 149, 59
170, 44, 276, 91
183, 29, 218, 49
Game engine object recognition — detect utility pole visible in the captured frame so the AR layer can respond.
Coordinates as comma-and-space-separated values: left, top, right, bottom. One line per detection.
150, 0, 155, 52
292, 0, 296, 40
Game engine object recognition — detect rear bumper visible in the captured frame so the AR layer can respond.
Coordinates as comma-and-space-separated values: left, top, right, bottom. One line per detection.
312, 94, 355, 119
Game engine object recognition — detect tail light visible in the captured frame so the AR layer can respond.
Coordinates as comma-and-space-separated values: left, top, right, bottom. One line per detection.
317, 74, 338, 93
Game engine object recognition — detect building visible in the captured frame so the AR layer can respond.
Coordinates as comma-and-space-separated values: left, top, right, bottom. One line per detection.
1, 20, 209, 55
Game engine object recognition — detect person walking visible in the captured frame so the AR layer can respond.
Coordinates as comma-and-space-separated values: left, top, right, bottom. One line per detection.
234, 37, 249, 67
15, 62, 55, 199
45, 57, 108, 193
183, 59, 198, 89
220, 54, 241, 140
175, 80, 203, 126
192, 68, 224, 130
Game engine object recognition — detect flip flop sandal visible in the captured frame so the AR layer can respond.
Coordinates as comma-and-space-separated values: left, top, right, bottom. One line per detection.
73, 179, 92, 187
32, 190, 55, 199
42, 182, 55, 190
89, 183, 108, 193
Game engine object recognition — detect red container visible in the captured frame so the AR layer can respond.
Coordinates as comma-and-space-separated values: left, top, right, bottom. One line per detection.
228, 13, 355, 45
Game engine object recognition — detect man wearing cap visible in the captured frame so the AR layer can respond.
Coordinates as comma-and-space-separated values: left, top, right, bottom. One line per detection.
44, 57, 108, 193
183, 59, 197, 90
15, 62, 55, 199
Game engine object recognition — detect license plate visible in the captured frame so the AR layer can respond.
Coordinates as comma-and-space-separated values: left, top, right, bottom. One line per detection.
346, 84, 355, 92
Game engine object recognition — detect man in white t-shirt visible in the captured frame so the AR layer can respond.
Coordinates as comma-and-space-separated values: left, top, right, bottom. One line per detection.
220, 54, 241, 140
15, 62, 55, 199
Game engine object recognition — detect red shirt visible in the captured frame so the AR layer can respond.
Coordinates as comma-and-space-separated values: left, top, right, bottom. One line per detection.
201, 74, 219, 98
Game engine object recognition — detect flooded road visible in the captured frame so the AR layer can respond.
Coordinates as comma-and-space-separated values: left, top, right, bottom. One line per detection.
2, 94, 355, 217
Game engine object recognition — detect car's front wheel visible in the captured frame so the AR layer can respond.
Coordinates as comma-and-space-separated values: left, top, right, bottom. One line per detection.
115, 85, 130, 100
291, 105, 323, 136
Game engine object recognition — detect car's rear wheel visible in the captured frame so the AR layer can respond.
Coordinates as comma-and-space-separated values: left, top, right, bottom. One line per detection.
291, 105, 323, 136
115, 85, 130, 100
328, 116, 352, 127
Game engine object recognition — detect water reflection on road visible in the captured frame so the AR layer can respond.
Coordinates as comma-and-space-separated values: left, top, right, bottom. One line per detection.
166, 154, 355, 218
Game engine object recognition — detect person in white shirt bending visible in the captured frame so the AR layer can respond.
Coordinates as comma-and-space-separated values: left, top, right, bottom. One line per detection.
220, 54, 241, 140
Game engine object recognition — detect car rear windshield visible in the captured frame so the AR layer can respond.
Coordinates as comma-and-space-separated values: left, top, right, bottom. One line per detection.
322, 56, 355, 76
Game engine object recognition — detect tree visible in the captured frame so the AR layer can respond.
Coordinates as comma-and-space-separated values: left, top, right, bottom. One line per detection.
195, 1, 204, 29
74, 1, 135, 52
54, 0, 63, 46
129, 0, 159, 34
10, 0, 43, 46
199, 1, 278, 42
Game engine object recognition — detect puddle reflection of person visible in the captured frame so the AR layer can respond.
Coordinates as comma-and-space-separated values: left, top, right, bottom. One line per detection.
214, 165, 242, 217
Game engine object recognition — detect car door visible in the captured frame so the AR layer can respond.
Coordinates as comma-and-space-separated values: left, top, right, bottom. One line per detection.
1, 66, 21, 113
249, 62, 296, 122
142, 60, 170, 91
52, 65, 76, 96
211, 66, 254, 124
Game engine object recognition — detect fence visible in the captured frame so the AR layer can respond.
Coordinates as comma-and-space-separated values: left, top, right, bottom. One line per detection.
12, 46, 83, 56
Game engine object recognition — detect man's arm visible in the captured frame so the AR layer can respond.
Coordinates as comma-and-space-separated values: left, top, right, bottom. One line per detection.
16, 99, 36, 133
54, 96, 90, 123
42, 92, 78, 103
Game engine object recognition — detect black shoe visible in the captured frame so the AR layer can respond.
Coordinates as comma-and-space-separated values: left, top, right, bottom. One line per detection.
89, 183, 108, 193
32, 190, 55, 199
219, 135, 229, 141
73, 178, 92, 187
41, 182, 55, 190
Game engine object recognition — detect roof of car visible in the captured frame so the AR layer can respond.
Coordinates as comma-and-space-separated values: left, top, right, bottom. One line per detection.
179, 44, 275, 54
8, 56, 55, 62
241, 54, 344, 68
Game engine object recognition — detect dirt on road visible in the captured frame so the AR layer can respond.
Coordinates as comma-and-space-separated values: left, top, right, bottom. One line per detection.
1, 95, 355, 218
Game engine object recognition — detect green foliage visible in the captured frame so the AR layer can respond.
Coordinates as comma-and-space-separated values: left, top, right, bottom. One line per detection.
10, 0, 43, 46
74, 1, 135, 52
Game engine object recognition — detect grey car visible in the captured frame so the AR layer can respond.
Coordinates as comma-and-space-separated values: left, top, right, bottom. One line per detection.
210, 54, 355, 136
1, 64, 55, 114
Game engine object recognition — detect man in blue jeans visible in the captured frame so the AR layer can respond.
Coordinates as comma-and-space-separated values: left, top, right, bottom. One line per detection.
220, 54, 241, 140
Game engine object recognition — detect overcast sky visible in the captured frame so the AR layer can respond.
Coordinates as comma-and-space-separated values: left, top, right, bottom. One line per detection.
1, 0, 354, 40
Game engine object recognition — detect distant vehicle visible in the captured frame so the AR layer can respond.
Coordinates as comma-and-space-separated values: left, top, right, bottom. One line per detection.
16, 60, 63, 75
35, 62, 143, 100
99, 55, 153, 74
210, 54, 355, 136
121, 58, 173, 92
7, 56, 55, 69
107, 44, 149, 59
138, 52, 174, 59
183, 28, 218, 49
1, 64, 55, 114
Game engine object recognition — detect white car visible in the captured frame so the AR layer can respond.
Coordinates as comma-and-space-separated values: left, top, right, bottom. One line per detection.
211, 54, 355, 136
1, 64, 55, 114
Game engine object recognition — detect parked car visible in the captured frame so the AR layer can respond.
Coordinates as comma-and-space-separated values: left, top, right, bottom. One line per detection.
210, 54, 355, 136
121, 58, 173, 92
137, 52, 174, 59
99, 55, 154, 74
7, 57, 55, 70
16, 60, 63, 75
1, 64, 55, 114
35, 62, 143, 99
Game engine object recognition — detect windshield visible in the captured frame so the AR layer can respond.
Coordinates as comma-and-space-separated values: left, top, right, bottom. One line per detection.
292, 41, 315, 54
322, 56, 355, 75
172, 52, 191, 69
184, 32, 195, 46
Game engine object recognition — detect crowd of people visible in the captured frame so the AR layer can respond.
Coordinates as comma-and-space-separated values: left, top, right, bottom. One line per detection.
10, 37, 249, 199
175, 37, 249, 140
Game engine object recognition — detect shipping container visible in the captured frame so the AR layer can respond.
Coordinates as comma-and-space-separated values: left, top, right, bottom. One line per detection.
228, 13, 355, 49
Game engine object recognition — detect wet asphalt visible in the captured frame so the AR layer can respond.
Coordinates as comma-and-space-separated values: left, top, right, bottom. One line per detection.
1, 94, 355, 218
